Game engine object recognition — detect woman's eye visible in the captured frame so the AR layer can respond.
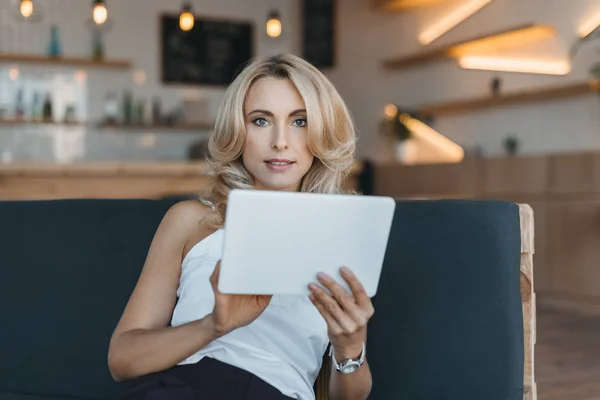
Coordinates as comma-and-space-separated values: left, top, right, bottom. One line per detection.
293, 118, 307, 127
253, 117, 269, 126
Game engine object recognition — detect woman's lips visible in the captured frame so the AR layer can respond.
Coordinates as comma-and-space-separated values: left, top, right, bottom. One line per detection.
265, 159, 295, 171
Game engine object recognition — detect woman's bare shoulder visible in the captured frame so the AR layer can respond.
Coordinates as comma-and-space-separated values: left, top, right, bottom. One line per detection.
166, 199, 212, 217
162, 200, 213, 234
162, 200, 217, 257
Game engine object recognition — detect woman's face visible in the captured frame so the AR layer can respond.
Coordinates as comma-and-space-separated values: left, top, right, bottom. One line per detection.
242, 77, 314, 192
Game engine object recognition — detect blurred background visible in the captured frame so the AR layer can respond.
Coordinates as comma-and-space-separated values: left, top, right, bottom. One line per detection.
1, 0, 599, 399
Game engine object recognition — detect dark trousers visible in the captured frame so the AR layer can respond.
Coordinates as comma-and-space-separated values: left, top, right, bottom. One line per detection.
117, 357, 296, 400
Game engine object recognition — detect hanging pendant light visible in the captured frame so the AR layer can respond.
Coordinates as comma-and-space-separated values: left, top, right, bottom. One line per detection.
179, 2, 194, 31
20, 0, 33, 18
93, 0, 108, 25
266, 10, 282, 38
12, 0, 45, 22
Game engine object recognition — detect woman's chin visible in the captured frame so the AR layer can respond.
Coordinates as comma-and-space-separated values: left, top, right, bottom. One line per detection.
254, 177, 301, 192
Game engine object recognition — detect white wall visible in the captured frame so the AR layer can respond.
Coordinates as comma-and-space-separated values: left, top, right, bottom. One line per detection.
326, 0, 600, 161
0, 0, 299, 122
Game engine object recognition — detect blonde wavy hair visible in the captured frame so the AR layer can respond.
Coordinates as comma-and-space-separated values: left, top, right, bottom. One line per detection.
202, 53, 357, 228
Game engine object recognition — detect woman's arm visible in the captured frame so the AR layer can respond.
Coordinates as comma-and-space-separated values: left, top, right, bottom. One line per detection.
108, 201, 219, 381
108, 200, 273, 382
328, 343, 372, 400
309, 268, 375, 400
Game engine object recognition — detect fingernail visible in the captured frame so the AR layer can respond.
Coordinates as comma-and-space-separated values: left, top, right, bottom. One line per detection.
341, 266, 351, 274
308, 283, 318, 291
317, 272, 329, 281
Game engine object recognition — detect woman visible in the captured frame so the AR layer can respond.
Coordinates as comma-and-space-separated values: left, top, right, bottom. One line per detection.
108, 54, 374, 400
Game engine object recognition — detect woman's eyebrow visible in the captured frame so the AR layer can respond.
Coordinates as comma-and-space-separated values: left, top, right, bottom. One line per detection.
246, 109, 306, 117
247, 109, 273, 116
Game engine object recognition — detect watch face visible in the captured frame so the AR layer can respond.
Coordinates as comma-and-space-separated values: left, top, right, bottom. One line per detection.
340, 362, 360, 374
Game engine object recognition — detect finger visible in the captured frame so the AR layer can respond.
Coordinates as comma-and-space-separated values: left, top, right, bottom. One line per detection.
308, 292, 343, 335
317, 272, 354, 306
340, 267, 374, 315
309, 283, 357, 334
316, 272, 366, 325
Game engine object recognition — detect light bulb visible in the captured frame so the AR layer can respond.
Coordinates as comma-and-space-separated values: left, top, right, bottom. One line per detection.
384, 104, 398, 120
134, 69, 147, 85
75, 70, 87, 83
9, 68, 20, 81
93, 1, 108, 25
20, 0, 34, 18
266, 11, 282, 38
179, 3, 194, 31
266, 19, 282, 37
179, 12, 194, 31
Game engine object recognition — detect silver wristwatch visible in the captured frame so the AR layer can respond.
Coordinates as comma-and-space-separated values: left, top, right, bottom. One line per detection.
330, 342, 366, 374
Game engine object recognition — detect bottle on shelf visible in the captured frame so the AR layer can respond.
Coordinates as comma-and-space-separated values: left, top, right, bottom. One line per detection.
32, 92, 43, 122
122, 90, 133, 125
48, 25, 62, 58
134, 99, 145, 125
42, 92, 53, 122
15, 89, 25, 121
103, 93, 119, 126
152, 97, 162, 126
92, 29, 105, 61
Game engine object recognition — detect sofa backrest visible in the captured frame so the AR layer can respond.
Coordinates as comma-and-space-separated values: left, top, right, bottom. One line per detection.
366, 199, 524, 400
0, 199, 176, 399
0, 198, 524, 400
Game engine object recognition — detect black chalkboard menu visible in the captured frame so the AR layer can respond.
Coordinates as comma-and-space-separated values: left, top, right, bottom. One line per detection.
301, 0, 336, 69
160, 15, 254, 85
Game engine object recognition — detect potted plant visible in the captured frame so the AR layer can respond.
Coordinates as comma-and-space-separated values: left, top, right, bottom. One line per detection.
380, 104, 413, 162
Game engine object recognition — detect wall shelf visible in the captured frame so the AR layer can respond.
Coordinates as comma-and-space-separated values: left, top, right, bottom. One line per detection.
381, 23, 556, 70
0, 119, 85, 127
417, 80, 600, 117
0, 53, 132, 69
371, 0, 447, 12
0, 119, 213, 131
98, 123, 214, 131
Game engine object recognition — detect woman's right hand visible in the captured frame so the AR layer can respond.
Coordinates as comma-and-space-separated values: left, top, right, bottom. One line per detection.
208, 261, 272, 336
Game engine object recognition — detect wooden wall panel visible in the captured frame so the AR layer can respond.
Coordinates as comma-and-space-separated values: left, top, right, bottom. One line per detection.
546, 201, 600, 298
594, 154, 600, 194
548, 153, 596, 194
481, 156, 548, 197
373, 159, 479, 199
371, 152, 600, 315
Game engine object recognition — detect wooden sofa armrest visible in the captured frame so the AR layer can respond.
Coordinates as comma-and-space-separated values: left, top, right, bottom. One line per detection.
519, 204, 536, 400
315, 350, 331, 400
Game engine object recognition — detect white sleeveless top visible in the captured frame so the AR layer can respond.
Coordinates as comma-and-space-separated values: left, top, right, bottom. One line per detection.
170, 228, 330, 400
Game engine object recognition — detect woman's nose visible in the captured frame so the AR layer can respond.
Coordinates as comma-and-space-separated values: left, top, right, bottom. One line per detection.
271, 126, 289, 150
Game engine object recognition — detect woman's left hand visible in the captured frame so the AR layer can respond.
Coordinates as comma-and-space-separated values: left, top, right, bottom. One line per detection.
308, 267, 375, 359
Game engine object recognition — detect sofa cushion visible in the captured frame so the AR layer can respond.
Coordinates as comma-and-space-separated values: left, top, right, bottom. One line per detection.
366, 199, 524, 400
0, 199, 176, 399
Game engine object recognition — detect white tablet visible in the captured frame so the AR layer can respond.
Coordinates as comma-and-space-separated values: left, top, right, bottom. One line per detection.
217, 189, 396, 297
